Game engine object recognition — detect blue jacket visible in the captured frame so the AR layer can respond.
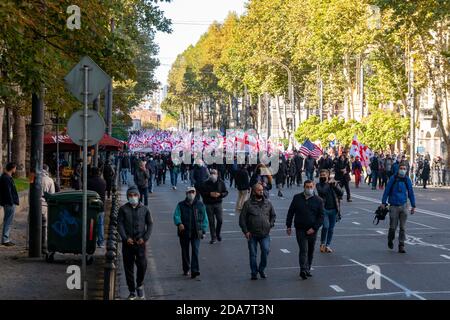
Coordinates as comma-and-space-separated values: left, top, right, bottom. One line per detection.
382, 175, 416, 207
391, 161, 400, 176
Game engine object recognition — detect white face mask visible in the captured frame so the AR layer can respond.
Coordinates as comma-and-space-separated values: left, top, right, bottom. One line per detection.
128, 196, 139, 205
186, 193, 195, 201
304, 188, 314, 197
210, 174, 218, 182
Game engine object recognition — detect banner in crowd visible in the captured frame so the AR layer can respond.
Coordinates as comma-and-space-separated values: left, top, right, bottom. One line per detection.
350, 135, 374, 167
299, 139, 323, 159
128, 129, 282, 154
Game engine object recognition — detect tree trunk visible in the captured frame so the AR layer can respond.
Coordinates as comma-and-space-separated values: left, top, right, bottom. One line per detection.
275, 96, 286, 139
12, 109, 27, 178
0, 107, 3, 172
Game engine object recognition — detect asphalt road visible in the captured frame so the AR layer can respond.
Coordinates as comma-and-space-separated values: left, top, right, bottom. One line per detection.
118, 176, 450, 300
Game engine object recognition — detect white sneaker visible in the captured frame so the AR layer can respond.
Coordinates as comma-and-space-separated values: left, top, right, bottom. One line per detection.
136, 286, 145, 300
128, 292, 137, 300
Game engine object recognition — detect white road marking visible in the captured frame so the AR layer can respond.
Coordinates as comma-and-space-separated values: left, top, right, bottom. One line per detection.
349, 258, 426, 300
352, 222, 361, 225
356, 207, 373, 213
228, 213, 235, 216
440, 255, 450, 260
280, 249, 290, 254
352, 193, 450, 220
405, 235, 450, 252
407, 220, 436, 229
330, 285, 345, 293
376, 230, 385, 235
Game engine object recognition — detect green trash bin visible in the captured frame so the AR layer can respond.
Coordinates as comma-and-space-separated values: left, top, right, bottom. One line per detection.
46, 190, 103, 263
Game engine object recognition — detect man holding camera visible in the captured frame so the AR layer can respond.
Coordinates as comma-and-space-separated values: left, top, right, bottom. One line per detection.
381, 163, 416, 253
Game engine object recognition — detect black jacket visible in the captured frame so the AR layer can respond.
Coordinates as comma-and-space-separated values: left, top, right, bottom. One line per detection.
118, 202, 153, 242
0, 173, 19, 206
239, 196, 276, 237
235, 168, 250, 191
316, 182, 343, 215
318, 157, 333, 171
304, 157, 317, 172
87, 176, 106, 209
121, 156, 131, 169
335, 158, 351, 182
134, 167, 150, 188
200, 179, 229, 205
294, 155, 304, 173
286, 193, 324, 231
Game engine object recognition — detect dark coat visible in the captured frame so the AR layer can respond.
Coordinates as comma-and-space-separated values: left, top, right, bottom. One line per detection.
173, 199, 209, 239
0, 173, 19, 206
421, 162, 431, 180
199, 179, 228, 205
239, 196, 276, 237
275, 162, 287, 185
118, 203, 153, 242
87, 176, 106, 209
294, 155, 304, 173
316, 181, 343, 215
235, 168, 250, 191
134, 167, 150, 188
286, 192, 324, 231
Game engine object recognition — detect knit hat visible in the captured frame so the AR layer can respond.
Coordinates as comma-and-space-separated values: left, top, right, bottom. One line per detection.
127, 186, 140, 198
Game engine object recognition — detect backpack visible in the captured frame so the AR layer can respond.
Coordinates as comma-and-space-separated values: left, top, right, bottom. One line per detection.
373, 205, 389, 225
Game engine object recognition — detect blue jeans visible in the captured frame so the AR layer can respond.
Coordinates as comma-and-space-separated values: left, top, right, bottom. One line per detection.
248, 235, 270, 276
121, 168, 129, 184
306, 171, 314, 181
97, 212, 105, 246
2, 205, 16, 244
170, 170, 179, 187
148, 176, 153, 193
320, 208, 337, 246
371, 171, 378, 188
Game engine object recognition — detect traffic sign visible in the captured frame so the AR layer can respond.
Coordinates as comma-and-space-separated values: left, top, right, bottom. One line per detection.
67, 109, 105, 146
64, 56, 111, 104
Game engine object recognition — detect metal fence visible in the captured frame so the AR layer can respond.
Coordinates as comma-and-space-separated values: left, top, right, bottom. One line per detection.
103, 161, 121, 300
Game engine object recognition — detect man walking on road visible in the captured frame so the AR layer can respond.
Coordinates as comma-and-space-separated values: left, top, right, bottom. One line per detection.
293, 151, 304, 186
118, 186, 154, 300
173, 187, 209, 279
381, 163, 416, 253
239, 183, 276, 280
286, 180, 324, 280
121, 153, 131, 184
304, 155, 317, 181
199, 169, 228, 244
234, 165, 250, 214
87, 167, 107, 248
134, 160, 150, 206
316, 169, 343, 253
0, 163, 19, 246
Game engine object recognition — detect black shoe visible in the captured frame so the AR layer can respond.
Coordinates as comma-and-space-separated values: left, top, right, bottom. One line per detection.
259, 271, 266, 279
209, 239, 216, 244
388, 240, 394, 250
305, 271, 312, 277
2, 242, 15, 247
300, 271, 308, 280
399, 246, 406, 253
347, 199, 352, 202
191, 272, 200, 279
217, 236, 222, 242
183, 271, 190, 276
251, 274, 258, 280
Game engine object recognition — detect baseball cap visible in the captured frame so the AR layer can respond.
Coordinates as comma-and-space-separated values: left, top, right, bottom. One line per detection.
186, 186, 196, 193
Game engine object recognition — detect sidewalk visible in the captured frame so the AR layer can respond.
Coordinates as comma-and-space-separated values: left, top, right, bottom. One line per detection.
0, 197, 108, 300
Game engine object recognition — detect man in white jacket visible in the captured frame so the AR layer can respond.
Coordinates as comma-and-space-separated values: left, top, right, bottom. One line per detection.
41, 164, 55, 254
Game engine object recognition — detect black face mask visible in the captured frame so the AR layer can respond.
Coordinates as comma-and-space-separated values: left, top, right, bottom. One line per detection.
255, 194, 263, 200
319, 177, 327, 183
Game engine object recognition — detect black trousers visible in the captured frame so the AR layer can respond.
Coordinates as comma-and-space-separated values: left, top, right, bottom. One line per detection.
206, 203, 223, 240
122, 242, 147, 293
295, 229, 317, 272
339, 179, 351, 200
179, 236, 200, 273
296, 171, 303, 185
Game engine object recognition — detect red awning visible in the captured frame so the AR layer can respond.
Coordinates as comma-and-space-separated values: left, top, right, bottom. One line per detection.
44, 133, 125, 151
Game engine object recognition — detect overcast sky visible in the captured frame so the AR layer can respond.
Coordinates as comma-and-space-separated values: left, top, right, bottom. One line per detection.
154, 0, 247, 86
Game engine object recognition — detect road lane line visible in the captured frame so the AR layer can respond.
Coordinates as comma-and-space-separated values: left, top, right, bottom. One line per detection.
330, 285, 345, 293
352, 193, 450, 220
376, 230, 385, 234
349, 258, 426, 300
440, 255, 450, 260
280, 249, 290, 254
407, 220, 436, 229
352, 222, 361, 225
